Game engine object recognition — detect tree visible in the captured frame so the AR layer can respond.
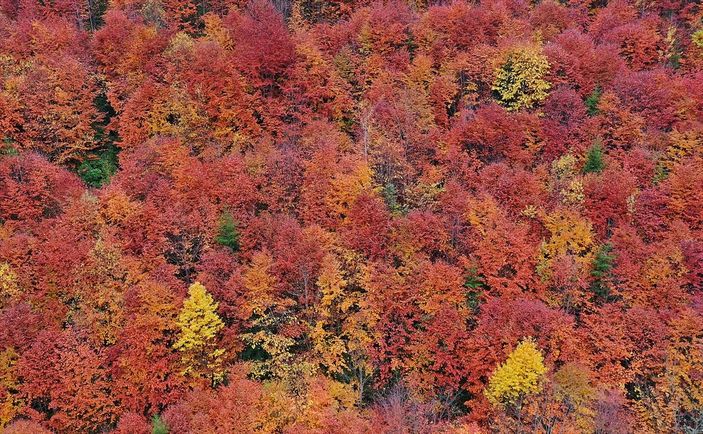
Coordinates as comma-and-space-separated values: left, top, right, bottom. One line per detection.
240, 251, 308, 381
583, 142, 605, 174
311, 253, 349, 375
72, 239, 131, 346
152, 414, 168, 434
16, 330, 119, 433
485, 338, 547, 407
492, 46, 551, 111
693, 29, 703, 50
0, 22, 101, 163
537, 210, 595, 282
550, 363, 595, 432
590, 244, 615, 302
173, 282, 225, 384
162, 366, 265, 432
0, 347, 21, 427
113, 412, 150, 434
0, 153, 83, 222
215, 211, 240, 252
485, 337, 547, 433
585, 86, 602, 116
109, 281, 184, 415
310, 251, 374, 405
462, 299, 580, 423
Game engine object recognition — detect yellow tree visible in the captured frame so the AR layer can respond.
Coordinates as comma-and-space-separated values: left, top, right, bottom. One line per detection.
173, 282, 225, 384
325, 161, 374, 222
551, 363, 595, 432
633, 312, 703, 432
492, 46, 551, 111
537, 210, 595, 281
241, 251, 306, 381
311, 249, 375, 405
311, 254, 348, 375
486, 337, 547, 430
0, 347, 21, 427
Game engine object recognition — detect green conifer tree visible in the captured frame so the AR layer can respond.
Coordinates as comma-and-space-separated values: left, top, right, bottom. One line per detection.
585, 86, 602, 116
215, 211, 240, 252
590, 244, 615, 302
583, 142, 605, 174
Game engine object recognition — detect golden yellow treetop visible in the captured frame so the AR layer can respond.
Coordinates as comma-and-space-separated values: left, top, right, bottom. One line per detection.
485, 337, 547, 406
173, 281, 224, 353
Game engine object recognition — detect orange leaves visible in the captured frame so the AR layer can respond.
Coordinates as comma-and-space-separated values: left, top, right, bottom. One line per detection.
0, 154, 83, 223
242, 250, 280, 318
0, 347, 21, 427
162, 365, 265, 433
287, 33, 354, 124
110, 281, 183, 413
72, 239, 133, 346
0, 57, 99, 162
537, 209, 595, 282
466, 195, 539, 296
325, 161, 374, 223
668, 156, 703, 228
15, 330, 118, 433
0, 19, 100, 163
417, 261, 465, 315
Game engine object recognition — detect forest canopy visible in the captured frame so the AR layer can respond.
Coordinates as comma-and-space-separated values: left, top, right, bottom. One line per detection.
1, 0, 703, 432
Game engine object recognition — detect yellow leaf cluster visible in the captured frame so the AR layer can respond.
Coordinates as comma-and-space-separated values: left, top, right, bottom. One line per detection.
311, 252, 374, 383
258, 381, 297, 433
311, 254, 348, 374
99, 189, 141, 226
553, 363, 595, 431
0, 263, 19, 308
74, 240, 130, 346
485, 338, 547, 406
551, 154, 578, 181
0, 348, 22, 428
693, 29, 703, 49
294, 377, 357, 431
641, 249, 687, 294
203, 14, 233, 49
492, 46, 551, 111
243, 251, 279, 317
560, 179, 585, 205
173, 282, 225, 380
537, 210, 595, 279
325, 162, 373, 221
147, 87, 208, 148
664, 128, 702, 170
243, 315, 304, 380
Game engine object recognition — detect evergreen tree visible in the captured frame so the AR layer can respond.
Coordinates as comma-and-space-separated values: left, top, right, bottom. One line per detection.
590, 244, 615, 302
151, 415, 168, 434
583, 142, 605, 174
215, 211, 240, 252
585, 86, 602, 116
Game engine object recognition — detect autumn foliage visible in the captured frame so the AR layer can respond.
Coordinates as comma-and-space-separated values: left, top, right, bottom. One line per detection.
1, 0, 702, 432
